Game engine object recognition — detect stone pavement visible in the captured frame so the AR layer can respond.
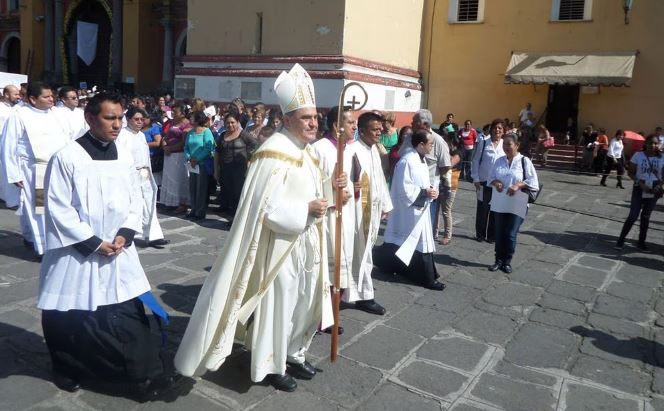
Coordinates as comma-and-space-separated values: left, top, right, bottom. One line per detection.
1, 168, 664, 411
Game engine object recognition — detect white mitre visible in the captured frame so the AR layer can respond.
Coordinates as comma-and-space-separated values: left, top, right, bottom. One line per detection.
274, 63, 316, 114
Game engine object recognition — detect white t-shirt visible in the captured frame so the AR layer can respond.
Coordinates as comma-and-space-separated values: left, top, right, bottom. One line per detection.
519, 108, 534, 125
607, 138, 624, 159
630, 152, 663, 197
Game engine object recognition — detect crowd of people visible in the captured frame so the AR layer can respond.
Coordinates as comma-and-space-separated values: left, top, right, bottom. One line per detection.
2, 69, 663, 399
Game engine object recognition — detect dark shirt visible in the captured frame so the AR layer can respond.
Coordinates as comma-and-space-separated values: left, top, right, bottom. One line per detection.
72, 132, 135, 257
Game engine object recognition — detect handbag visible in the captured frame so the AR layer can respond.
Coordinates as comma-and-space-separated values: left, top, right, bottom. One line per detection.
150, 150, 164, 173
543, 135, 555, 148
521, 156, 541, 203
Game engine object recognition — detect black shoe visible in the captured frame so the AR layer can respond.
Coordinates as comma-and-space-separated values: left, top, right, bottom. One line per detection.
286, 360, 316, 380
614, 240, 624, 250
425, 281, 445, 291
322, 325, 344, 335
637, 242, 649, 251
148, 239, 170, 248
355, 299, 386, 315
23, 239, 34, 249
501, 264, 513, 274
488, 262, 502, 272
132, 374, 182, 401
185, 212, 195, 219
475, 236, 484, 242
600, 181, 607, 187
266, 373, 297, 392
52, 371, 80, 392
617, 183, 625, 189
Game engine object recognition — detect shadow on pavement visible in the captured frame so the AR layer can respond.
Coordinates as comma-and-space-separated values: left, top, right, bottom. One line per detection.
158, 283, 202, 315
0, 229, 41, 262
570, 326, 663, 368
200, 347, 271, 393
0, 321, 196, 403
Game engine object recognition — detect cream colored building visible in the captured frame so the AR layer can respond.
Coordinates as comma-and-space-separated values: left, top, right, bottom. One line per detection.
422, 0, 662, 136
177, 0, 425, 123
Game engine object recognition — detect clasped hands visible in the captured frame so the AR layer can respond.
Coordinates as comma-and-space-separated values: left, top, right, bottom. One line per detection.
491, 180, 521, 196
96, 236, 128, 258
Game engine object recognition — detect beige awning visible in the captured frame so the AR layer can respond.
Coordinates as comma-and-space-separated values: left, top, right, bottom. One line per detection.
504, 51, 637, 86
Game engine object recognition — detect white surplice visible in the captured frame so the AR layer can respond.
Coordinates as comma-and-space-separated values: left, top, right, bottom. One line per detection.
175, 131, 333, 383
1, 105, 71, 254
312, 137, 355, 292
37, 141, 151, 311
0, 101, 19, 205
351, 139, 393, 301
116, 127, 164, 241
384, 149, 436, 262
54, 106, 89, 140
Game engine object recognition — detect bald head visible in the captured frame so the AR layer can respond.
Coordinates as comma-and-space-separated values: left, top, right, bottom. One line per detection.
3, 85, 20, 106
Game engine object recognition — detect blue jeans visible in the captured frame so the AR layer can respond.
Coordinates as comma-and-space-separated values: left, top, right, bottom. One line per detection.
430, 198, 440, 237
493, 212, 524, 265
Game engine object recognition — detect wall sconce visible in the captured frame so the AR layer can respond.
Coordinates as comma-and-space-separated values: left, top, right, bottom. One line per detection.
623, 0, 634, 24
404, 90, 411, 98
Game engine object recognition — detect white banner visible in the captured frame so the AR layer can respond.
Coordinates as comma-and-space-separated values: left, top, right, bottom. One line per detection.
76, 20, 98, 66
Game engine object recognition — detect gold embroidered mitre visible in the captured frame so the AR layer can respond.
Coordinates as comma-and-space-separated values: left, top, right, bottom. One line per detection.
274, 63, 316, 114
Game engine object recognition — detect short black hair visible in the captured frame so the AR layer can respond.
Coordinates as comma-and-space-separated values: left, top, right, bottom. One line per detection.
358, 111, 383, 130
224, 111, 241, 123
58, 86, 77, 99
27, 81, 52, 99
411, 129, 430, 148
84, 92, 122, 116
326, 105, 352, 131
125, 106, 148, 120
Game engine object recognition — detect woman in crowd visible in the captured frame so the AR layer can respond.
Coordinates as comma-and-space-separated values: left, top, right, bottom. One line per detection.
184, 111, 216, 221
380, 112, 399, 154
459, 120, 477, 181
216, 112, 258, 215
471, 118, 506, 242
267, 108, 283, 132
593, 128, 609, 173
488, 134, 539, 273
161, 104, 192, 213
535, 125, 554, 167
388, 126, 412, 182
142, 113, 164, 186
245, 106, 266, 138
600, 130, 626, 188
615, 135, 663, 250
438, 134, 463, 245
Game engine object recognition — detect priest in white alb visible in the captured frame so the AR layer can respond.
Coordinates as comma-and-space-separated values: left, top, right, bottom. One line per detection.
117, 106, 168, 248
1, 82, 71, 255
312, 105, 355, 331
374, 129, 445, 291
349, 111, 393, 314
38, 93, 173, 396
174, 64, 333, 393
55, 86, 89, 140
0, 84, 21, 206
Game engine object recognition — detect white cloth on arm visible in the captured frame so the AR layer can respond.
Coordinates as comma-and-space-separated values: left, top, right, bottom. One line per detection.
488, 154, 539, 219
384, 149, 435, 256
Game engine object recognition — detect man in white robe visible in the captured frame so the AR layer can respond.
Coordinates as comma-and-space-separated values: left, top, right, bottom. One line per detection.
55, 86, 88, 140
118, 107, 168, 248
312, 105, 355, 331
175, 64, 333, 392
350, 112, 394, 314
0, 84, 21, 205
375, 129, 445, 291
39, 92, 173, 396
1, 82, 71, 255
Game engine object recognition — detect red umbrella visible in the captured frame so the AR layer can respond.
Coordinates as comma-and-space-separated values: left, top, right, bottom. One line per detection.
623, 130, 645, 157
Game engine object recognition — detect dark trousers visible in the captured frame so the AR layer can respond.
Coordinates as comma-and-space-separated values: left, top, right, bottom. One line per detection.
493, 212, 524, 265
617, 186, 658, 245
461, 148, 473, 181
189, 165, 210, 218
475, 184, 495, 241
430, 197, 440, 238
601, 157, 624, 185
373, 242, 439, 287
593, 149, 607, 173
42, 298, 164, 383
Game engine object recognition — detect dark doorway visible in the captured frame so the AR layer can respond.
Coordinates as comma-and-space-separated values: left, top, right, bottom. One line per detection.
546, 85, 579, 135
6, 37, 20, 73
65, 1, 111, 88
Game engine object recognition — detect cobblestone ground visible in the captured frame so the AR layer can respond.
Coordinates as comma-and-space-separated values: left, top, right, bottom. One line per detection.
1, 169, 664, 411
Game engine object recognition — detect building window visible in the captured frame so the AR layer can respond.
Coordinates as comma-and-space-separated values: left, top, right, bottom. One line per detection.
448, 0, 485, 23
551, 0, 593, 21
241, 82, 262, 101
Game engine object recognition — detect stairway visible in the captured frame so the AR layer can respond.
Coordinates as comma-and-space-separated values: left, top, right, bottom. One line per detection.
544, 144, 580, 169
